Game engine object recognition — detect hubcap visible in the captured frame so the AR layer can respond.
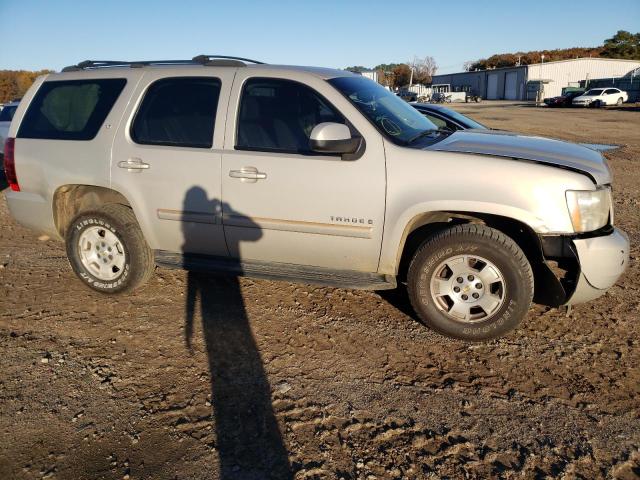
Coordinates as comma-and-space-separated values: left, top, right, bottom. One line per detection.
78, 226, 126, 281
430, 254, 506, 323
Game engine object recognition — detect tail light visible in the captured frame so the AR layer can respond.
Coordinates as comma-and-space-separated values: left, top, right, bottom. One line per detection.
3, 137, 19, 191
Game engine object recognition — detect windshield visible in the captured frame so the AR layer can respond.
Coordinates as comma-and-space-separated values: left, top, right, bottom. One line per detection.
585, 89, 603, 96
328, 76, 440, 145
0, 105, 17, 122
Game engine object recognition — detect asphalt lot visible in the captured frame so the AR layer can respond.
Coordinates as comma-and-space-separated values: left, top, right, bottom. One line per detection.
0, 102, 639, 479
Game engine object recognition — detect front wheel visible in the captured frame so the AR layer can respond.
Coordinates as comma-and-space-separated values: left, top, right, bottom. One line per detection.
66, 204, 155, 294
407, 224, 533, 341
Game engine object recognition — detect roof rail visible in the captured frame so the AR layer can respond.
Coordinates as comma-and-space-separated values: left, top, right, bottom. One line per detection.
61, 55, 264, 72
192, 54, 265, 65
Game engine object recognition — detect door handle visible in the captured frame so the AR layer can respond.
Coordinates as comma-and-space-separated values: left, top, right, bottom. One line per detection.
118, 158, 150, 172
229, 166, 267, 183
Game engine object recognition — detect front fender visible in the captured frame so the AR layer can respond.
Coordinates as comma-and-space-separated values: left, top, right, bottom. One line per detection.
378, 201, 546, 274
378, 144, 595, 275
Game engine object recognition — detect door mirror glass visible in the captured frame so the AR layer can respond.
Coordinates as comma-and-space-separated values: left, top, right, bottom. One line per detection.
309, 122, 360, 155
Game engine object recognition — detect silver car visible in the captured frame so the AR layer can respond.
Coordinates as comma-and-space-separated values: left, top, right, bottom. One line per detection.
3, 55, 629, 341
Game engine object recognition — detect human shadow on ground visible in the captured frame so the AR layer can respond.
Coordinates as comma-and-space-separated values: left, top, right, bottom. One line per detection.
182, 186, 293, 479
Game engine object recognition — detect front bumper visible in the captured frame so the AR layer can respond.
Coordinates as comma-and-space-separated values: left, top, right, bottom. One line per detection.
538, 227, 629, 306
566, 227, 629, 304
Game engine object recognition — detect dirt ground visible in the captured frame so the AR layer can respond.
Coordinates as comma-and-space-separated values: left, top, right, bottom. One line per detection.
1, 102, 639, 480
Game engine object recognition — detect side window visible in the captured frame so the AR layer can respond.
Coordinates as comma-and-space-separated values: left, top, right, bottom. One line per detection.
0, 105, 18, 122
421, 112, 451, 130
236, 78, 345, 153
131, 77, 221, 149
18, 79, 126, 140
604, 89, 617, 95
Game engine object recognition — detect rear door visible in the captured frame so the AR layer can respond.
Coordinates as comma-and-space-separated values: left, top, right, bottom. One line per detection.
112, 69, 235, 256
221, 72, 386, 272
604, 88, 619, 105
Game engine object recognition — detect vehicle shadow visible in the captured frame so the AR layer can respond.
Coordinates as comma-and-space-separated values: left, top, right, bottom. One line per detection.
377, 286, 422, 322
182, 186, 293, 479
0, 168, 7, 191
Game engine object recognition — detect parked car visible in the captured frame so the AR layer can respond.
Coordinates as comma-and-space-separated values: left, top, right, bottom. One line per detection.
410, 103, 488, 131
3, 55, 628, 341
572, 88, 628, 107
543, 90, 585, 107
0, 100, 20, 157
465, 92, 482, 103
396, 90, 418, 102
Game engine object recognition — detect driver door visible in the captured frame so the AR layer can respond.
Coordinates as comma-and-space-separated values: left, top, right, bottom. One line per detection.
221, 73, 386, 272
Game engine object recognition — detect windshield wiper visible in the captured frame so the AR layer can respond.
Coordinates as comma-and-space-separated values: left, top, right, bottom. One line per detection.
407, 128, 451, 144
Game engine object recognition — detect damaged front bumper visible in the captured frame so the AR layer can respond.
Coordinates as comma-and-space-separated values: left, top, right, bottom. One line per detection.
538, 227, 629, 306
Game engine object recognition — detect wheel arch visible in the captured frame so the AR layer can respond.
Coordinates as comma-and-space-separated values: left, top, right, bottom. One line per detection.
394, 211, 566, 307
53, 184, 133, 238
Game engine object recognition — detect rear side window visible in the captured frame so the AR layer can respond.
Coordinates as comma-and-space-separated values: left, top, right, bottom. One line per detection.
131, 77, 221, 149
18, 79, 126, 140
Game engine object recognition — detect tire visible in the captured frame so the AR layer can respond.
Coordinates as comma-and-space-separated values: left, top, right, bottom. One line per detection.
407, 224, 533, 341
617, 97, 623, 106
66, 204, 154, 294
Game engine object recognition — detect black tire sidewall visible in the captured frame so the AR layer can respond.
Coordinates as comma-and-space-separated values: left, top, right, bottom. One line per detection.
66, 212, 133, 293
409, 232, 532, 341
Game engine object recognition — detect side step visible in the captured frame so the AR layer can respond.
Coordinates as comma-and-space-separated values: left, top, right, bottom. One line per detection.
154, 251, 396, 291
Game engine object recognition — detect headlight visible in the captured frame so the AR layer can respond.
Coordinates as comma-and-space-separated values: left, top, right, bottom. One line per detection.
565, 187, 611, 232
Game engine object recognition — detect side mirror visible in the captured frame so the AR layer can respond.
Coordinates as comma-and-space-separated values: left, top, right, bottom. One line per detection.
309, 122, 361, 155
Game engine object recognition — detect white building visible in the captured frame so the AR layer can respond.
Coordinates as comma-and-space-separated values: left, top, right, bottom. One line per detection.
432, 58, 640, 101
359, 70, 378, 83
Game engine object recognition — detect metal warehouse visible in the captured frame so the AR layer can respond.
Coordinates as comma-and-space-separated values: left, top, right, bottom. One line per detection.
432, 58, 640, 101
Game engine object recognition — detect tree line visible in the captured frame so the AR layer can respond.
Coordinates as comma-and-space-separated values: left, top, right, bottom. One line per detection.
0, 70, 53, 104
346, 31, 639, 88
466, 30, 639, 71
346, 56, 438, 89
3, 31, 637, 100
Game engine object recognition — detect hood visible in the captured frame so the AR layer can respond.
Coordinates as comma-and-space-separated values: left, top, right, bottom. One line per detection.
427, 130, 611, 184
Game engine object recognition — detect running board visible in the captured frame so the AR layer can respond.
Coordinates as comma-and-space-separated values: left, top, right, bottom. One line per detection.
154, 251, 396, 291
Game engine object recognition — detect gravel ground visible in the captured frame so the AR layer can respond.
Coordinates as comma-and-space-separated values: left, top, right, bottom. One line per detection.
0, 103, 639, 479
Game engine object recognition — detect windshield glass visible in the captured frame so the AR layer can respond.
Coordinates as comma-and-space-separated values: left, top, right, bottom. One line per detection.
328, 76, 440, 145
0, 105, 17, 122
585, 89, 603, 96
441, 107, 487, 129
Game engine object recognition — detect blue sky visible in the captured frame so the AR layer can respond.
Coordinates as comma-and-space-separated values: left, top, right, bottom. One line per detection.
1, 0, 638, 74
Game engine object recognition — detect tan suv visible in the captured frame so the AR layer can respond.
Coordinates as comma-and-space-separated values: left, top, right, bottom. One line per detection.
3, 55, 629, 340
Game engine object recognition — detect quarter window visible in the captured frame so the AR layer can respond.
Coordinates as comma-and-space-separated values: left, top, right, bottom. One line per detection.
18, 79, 126, 140
132, 77, 221, 148
236, 78, 345, 153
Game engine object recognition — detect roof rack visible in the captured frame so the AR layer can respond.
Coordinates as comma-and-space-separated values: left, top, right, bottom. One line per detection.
61, 55, 265, 72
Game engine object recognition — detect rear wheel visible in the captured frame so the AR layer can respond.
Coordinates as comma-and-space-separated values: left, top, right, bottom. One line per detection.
66, 204, 154, 294
617, 97, 623, 106
407, 224, 533, 341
